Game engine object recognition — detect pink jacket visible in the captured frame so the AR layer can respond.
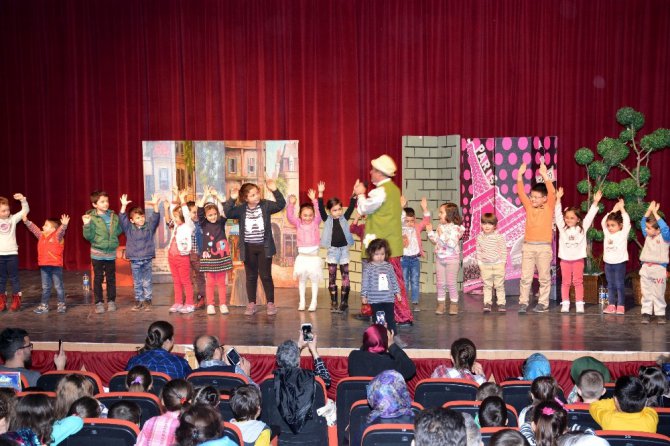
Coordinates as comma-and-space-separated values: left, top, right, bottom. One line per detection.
286, 198, 322, 247
402, 211, 431, 257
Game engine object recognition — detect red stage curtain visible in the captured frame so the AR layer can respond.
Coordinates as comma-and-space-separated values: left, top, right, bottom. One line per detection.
0, 0, 668, 270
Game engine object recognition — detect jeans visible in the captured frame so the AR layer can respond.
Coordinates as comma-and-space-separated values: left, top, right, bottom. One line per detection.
604, 261, 626, 306
92, 259, 116, 304
130, 259, 153, 302
401, 255, 421, 304
0, 254, 20, 294
40, 266, 65, 304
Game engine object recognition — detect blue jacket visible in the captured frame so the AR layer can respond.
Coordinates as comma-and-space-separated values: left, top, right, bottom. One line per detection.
119, 210, 160, 260
318, 196, 356, 248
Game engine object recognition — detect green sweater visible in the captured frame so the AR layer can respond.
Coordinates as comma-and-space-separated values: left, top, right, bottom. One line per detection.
365, 180, 403, 257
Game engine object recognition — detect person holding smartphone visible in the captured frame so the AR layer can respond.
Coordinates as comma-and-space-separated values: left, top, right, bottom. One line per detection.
347, 324, 416, 381
192, 335, 254, 384
0, 328, 67, 387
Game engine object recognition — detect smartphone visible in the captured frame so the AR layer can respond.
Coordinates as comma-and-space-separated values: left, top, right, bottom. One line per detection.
226, 347, 241, 366
58, 339, 63, 352
375, 311, 386, 326
301, 323, 314, 342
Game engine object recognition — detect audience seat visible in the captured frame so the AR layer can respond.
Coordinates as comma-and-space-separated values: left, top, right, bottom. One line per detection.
361, 424, 414, 446
656, 407, 670, 437
218, 394, 235, 423
95, 392, 162, 428
603, 382, 615, 399
61, 418, 139, 446
222, 421, 244, 445
335, 376, 373, 446
442, 400, 519, 427
413, 378, 479, 409
348, 399, 423, 446
36, 370, 104, 394
16, 391, 56, 399
259, 374, 336, 445
108, 370, 171, 396
500, 380, 566, 415
187, 371, 249, 395
480, 427, 519, 446
595, 430, 670, 446
564, 403, 600, 431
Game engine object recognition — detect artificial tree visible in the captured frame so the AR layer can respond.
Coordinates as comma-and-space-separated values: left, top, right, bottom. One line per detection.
574, 106, 670, 272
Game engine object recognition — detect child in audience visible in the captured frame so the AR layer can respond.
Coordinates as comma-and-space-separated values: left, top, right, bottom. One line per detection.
54, 374, 96, 420
566, 356, 611, 403
126, 365, 154, 393
601, 198, 630, 314
555, 188, 601, 313
197, 187, 233, 315
432, 337, 486, 384
286, 189, 323, 312
186, 200, 206, 309
23, 213, 69, 314
638, 365, 668, 407
639, 201, 670, 324
0, 193, 29, 312
400, 196, 430, 312
589, 376, 658, 433
193, 386, 221, 409
67, 396, 101, 418
490, 429, 531, 446
120, 194, 160, 311
223, 179, 286, 316
516, 161, 556, 313
163, 189, 196, 314
136, 379, 194, 446
479, 396, 508, 428
570, 370, 606, 404
83, 190, 123, 313
520, 401, 568, 446
522, 353, 552, 380
427, 202, 465, 315
477, 382, 503, 401
230, 385, 271, 446
477, 212, 508, 312
6, 393, 83, 446
361, 238, 401, 335
108, 401, 142, 426
518, 376, 563, 425
317, 181, 357, 312
175, 404, 235, 446
0, 388, 16, 435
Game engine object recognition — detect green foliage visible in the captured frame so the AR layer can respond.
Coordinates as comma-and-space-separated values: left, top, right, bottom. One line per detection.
617, 178, 637, 197
587, 227, 604, 243
587, 161, 609, 178
619, 128, 634, 142
597, 137, 629, 166
616, 106, 645, 131
584, 253, 603, 274
600, 181, 620, 199
576, 180, 590, 194
636, 166, 651, 184
581, 200, 590, 213
626, 202, 647, 227
574, 148, 594, 165
640, 128, 670, 152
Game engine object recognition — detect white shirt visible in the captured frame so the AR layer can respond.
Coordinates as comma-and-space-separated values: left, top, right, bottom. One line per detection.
555, 202, 598, 261
601, 211, 631, 264
356, 178, 390, 215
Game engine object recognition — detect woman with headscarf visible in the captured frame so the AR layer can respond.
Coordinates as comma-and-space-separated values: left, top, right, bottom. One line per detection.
347, 324, 416, 380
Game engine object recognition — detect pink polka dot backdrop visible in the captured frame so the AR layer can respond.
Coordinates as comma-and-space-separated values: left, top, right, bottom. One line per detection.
460, 136, 558, 292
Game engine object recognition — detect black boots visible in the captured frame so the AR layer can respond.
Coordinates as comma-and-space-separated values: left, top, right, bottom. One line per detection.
329, 287, 339, 312
339, 287, 349, 312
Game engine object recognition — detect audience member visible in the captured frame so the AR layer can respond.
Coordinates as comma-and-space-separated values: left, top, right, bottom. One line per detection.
461, 412, 482, 446
476, 382, 502, 401
556, 432, 610, 446
108, 401, 142, 426
566, 356, 610, 403
54, 374, 95, 420
571, 370, 605, 404
522, 353, 551, 381
479, 396, 508, 428
67, 396, 101, 418
520, 401, 567, 446
136, 378, 194, 446
192, 335, 254, 384
490, 429, 531, 446
193, 386, 221, 409
432, 338, 486, 384
518, 376, 562, 425
589, 376, 658, 433
0, 328, 67, 387
126, 321, 192, 380
413, 407, 466, 446
0, 389, 16, 435
230, 385, 271, 446
638, 365, 668, 407
6, 393, 82, 446
126, 365, 154, 392
347, 324, 416, 381
175, 404, 235, 446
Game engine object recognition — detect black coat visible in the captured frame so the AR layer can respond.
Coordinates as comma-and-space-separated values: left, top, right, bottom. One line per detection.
347, 344, 416, 381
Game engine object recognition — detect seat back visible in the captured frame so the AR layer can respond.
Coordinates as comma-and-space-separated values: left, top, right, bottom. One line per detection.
480, 427, 519, 446
62, 418, 139, 446
335, 376, 373, 446
259, 374, 333, 446
656, 408, 670, 437
595, 430, 670, 446
442, 400, 519, 427
222, 421, 244, 445
187, 371, 249, 395
16, 391, 56, 399
499, 381, 566, 415
108, 371, 171, 397
413, 378, 479, 409
564, 403, 601, 431
349, 400, 422, 446
36, 371, 104, 394
603, 382, 615, 399
218, 394, 235, 423
95, 392, 163, 428
361, 424, 414, 446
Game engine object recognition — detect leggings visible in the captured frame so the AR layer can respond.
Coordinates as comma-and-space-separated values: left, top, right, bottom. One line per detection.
205, 271, 227, 305
244, 243, 274, 303
435, 258, 459, 302
327, 263, 350, 292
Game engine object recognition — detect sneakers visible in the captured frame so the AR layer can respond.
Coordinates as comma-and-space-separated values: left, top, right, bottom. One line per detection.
9, 293, 21, 311
498, 305, 507, 313
0, 294, 6, 312
483, 304, 492, 313
266, 302, 278, 315
641, 313, 651, 324
195, 295, 206, 309
95, 302, 105, 314
207, 305, 216, 315
179, 305, 195, 314
57, 302, 66, 313
435, 302, 446, 315
533, 304, 548, 313
169, 304, 184, 313
560, 301, 570, 313
308, 302, 317, 312
219, 304, 229, 314
658, 316, 667, 325
131, 301, 144, 312
575, 302, 585, 314
412, 303, 421, 312
143, 300, 152, 311
34, 304, 49, 314
603, 304, 616, 314
518, 304, 528, 314
107, 301, 117, 312
616, 305, 625, 315
244, 303, 257, 316
449, 302, 459, 315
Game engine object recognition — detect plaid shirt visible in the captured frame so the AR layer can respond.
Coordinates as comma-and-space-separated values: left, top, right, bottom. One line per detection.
126, 348, 192, 379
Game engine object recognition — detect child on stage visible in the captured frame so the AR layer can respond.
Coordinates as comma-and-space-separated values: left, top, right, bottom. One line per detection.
400, 196, 430, 312
476, 212, 507, 312
0, 193, 28, 311
601, 198, 630, 315
639, 201, 670, 324
361, 238, 401, 335
163, 189, 196, 314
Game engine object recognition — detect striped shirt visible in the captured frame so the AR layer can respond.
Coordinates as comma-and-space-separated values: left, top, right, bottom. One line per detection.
361, 261, 400, 304
476, 231, 507, 264
136, 410, 180, 446
244, 206, 264, 244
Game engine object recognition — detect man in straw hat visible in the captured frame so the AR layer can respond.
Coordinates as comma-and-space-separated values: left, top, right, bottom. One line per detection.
353, 155, 413, 327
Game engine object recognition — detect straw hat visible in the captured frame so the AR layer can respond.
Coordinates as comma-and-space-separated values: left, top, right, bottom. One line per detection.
371, 155, 397, 177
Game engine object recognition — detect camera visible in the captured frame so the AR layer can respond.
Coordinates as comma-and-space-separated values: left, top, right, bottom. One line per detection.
301, 323, 314, 342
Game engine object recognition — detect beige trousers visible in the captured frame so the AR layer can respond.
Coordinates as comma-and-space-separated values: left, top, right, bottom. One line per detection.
480, 263, 506, 305
519, 243, 553, 306
640, 263, 667, 316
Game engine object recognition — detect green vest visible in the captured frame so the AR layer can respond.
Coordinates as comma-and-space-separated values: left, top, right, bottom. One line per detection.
365, 180, 403, 258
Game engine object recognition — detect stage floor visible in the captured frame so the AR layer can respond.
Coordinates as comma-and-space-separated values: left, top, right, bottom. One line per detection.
4, 271, 669, 359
